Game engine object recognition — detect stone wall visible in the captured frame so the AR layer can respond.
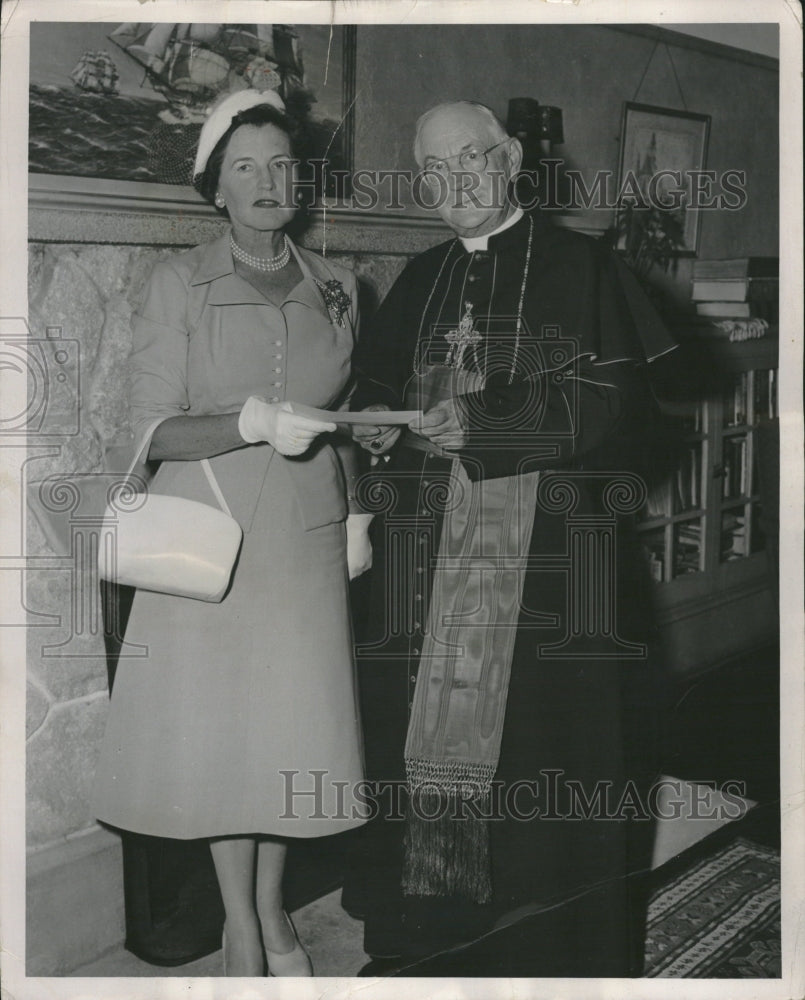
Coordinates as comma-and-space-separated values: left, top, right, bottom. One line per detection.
24, 234, 408, 973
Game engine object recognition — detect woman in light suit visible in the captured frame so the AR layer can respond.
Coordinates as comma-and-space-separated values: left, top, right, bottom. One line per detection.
93, 90, 371, 977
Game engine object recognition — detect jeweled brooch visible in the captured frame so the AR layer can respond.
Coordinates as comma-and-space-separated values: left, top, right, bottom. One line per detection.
315, 278, 352, 328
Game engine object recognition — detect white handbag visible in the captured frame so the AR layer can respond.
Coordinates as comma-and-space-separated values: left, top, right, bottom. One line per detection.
98, 420, 243, 602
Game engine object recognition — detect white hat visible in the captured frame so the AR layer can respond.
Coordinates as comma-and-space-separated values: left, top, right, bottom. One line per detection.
193, 88, 285, 179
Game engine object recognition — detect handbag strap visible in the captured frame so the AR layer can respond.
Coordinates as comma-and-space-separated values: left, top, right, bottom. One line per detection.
201, 459, 233, 517
126, 417, 233, 518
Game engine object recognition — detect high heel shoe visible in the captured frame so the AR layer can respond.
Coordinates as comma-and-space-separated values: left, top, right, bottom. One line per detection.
264, 911, 313, 977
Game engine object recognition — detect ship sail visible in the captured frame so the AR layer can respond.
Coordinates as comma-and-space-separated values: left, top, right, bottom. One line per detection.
108, 21, 305, 107
70, 51, 120, 95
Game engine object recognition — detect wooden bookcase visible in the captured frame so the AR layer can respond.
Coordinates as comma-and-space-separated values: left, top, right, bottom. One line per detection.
638, 329, 779, 675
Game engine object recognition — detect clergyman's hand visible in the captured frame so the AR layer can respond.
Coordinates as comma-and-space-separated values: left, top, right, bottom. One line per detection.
352, 404, 401, 458
409, 398, 467, 450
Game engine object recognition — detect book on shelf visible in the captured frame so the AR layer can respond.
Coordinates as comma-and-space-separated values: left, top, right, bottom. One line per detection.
728, 372, 749, 425
753, 369, 777, 422
691, 277, 779, 302
692, 257, 779, 280
721, 513, 748, 558
726, 437, 749, 496
676, 523, 702, 552
643, 481, 671, 520
696, 301, 752, 318
692, 277, 777, 322
675, 446, 701, 511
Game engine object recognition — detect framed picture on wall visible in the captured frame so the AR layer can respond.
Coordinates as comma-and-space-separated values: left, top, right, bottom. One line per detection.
616, 102, 711, 257
28, 21, 356, 201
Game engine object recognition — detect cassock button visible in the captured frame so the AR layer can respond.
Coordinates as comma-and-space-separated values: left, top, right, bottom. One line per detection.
274, 367, 283, 374
274, 340, 283, 347
415, 594, 422, 602
412, 647, 420, 655
410, 674, 417, 683
270, 396, 280, 403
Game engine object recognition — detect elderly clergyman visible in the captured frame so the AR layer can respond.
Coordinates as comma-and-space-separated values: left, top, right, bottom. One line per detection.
341, 101, 676, 976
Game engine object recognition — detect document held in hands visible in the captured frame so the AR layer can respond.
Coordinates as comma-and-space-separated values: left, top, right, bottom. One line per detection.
289, 404, 422, 425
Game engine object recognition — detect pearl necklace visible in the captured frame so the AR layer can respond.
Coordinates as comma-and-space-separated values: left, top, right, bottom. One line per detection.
412, 215, 534, 385
230, 234, 290, 272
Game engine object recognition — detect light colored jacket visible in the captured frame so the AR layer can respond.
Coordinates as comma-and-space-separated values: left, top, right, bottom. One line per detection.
129, 231, 359, 532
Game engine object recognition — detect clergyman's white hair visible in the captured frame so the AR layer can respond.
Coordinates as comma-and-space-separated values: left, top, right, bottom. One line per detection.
413, 102, 509, 164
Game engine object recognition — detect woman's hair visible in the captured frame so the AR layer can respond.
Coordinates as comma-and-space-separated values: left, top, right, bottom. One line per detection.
194, 103, 308, 215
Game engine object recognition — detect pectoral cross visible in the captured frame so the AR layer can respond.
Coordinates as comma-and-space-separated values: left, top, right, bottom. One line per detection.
444, 301, 482, 370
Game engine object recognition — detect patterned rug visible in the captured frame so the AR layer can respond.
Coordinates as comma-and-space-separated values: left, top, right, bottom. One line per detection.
644, 837, 781, 977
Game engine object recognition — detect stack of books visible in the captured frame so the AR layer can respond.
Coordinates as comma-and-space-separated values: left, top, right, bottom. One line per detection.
691, 257, 778, 339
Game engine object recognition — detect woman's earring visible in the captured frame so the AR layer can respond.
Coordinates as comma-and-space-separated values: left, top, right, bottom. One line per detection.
215, 193, 226, 209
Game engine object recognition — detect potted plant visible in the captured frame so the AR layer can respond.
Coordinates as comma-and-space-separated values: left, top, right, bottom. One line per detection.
603, 203, 686, 284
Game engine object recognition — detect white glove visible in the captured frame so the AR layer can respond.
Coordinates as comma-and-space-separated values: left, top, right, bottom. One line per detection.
239, 397, 336, 456
346, 512, 373, 580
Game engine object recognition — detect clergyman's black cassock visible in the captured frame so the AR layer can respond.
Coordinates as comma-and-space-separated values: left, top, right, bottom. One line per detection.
341, 210, 678, 976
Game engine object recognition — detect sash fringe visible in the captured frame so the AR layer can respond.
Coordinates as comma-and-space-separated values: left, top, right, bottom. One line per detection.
402, 758, 495, 904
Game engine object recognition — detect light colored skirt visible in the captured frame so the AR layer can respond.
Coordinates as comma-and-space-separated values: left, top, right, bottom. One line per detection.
92, 455, 366, 839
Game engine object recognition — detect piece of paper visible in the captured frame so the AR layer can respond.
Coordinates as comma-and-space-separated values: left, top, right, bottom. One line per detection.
290, 404, 422, 425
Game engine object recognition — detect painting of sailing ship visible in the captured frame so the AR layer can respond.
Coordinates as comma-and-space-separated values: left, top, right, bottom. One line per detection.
29, 22, 354, 193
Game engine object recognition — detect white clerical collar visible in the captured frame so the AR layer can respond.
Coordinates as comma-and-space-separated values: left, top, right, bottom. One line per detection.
459, 208, 524, 252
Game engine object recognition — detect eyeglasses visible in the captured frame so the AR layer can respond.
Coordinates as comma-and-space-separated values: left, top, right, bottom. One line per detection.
423, 139, 510, 181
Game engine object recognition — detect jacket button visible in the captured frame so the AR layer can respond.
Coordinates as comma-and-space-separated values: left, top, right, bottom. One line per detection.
274, 367, 282, 374
274, 340, 283, 347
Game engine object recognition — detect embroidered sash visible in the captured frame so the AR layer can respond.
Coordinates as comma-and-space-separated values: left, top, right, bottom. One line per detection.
401, 366, 539, 902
